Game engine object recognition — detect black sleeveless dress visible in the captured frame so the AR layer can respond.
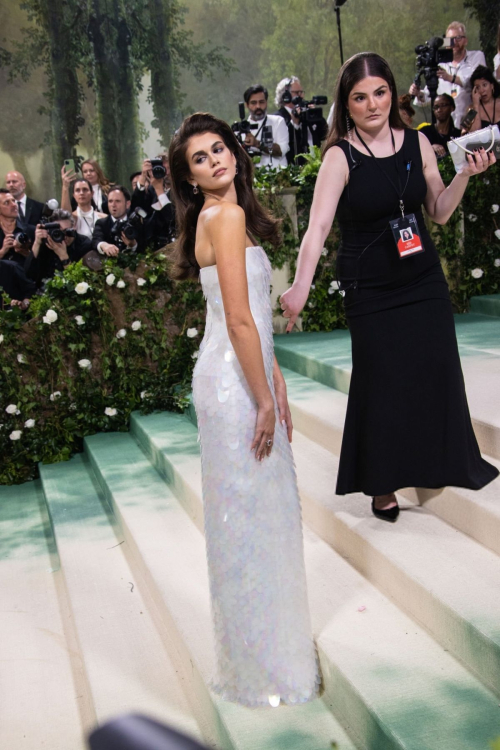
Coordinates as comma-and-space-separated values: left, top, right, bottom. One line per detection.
334, 128, 498, 496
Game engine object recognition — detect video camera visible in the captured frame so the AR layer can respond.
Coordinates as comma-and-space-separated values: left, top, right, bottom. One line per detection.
282, 93, 327, 125
232, 103, 259, 149
110, 207, 147, 249
414, 36, 455, 109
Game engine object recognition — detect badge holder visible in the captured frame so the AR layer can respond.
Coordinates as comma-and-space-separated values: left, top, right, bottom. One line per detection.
389, 202, 425, 259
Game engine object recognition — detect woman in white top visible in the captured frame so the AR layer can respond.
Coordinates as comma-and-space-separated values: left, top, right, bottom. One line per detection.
61, 169, 106, 239
81, 159, 113, 213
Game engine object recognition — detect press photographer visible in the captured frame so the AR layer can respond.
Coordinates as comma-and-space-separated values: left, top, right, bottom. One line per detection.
25, 210, 91, 290
0, 189, 34, 265
92, 186, 145, 257
409, 21, 486, 128
274, 76, 328, 166
239, 84, 289, 169
132, 155, 176, 249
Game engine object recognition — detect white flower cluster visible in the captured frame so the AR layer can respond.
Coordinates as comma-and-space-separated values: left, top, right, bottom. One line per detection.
137, 278, 146, 287
491, 204, 499, 214
495, 229, 500, 241
117, 279, 126, 289
43, 308, 58, 325
106, 273, 116, 286
116, 329, 127, 339
75, 315, 85, 326
186, 328, 198, 338
131, 320, 142, 331
75, 282, 89, 295
471, 268, 484, 279
5, 404, 20, 415
78, 359, 92, 369
328, 280, 339, 295
104, 407, 117, 417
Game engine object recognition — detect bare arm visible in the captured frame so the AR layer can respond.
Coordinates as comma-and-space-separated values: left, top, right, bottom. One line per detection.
280, 145, 348, 332
419, 132, 496, 225
207, 203, 275, 459
60, 166, 75, 212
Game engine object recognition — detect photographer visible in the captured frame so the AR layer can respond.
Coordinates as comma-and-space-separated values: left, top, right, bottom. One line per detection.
0, 189, 33, 265
92, 185, 144, 257
409, 22, 486, 128
274, 76, 328, 165
241, 84, 289, 169
131, 156, 176, 250
420, 94, 461, 158
24, 210, 91, 290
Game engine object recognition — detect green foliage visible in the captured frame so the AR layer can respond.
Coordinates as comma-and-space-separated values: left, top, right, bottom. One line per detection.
0, 250, 204, 485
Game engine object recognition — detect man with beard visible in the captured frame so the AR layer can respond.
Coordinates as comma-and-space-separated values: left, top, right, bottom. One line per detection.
242, 84, 289, 169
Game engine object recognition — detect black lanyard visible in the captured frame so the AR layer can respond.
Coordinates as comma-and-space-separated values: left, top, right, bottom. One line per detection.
253, 115, 268, 140
354, 127, 410, 218
480, 98, 497, 125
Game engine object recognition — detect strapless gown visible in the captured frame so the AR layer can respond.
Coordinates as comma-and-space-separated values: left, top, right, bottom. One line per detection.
192, 246, 320, 708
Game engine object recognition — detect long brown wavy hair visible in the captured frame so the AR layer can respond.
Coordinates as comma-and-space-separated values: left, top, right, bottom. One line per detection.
323, 52, 406, 159
81, 159, 113, 195
168, 112, 281, 281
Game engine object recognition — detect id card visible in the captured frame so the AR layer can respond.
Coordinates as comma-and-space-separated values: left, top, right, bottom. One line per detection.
389, 214, 425, 259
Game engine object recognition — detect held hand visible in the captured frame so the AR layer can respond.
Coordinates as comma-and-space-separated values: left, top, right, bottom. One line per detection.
471, 85, 481, 109
46, 235, 68, 259
409, 83, 420, 97
61, 165, 76, 187
245, 133, 259, 148
140, 159, 152, 185
280, 284, 309, 333
432, 144, 447, 158
251, 400, 275, 461
120, 231, 137, 248
274, 381, 293, 443
461, 148, 496, 178
1, 233, 15, 253
101, 242, 120, 257
14, 240, 30, 257
437, 69, 451, 83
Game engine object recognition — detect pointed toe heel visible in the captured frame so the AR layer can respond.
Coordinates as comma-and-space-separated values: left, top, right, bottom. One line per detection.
371, 498, 400, 522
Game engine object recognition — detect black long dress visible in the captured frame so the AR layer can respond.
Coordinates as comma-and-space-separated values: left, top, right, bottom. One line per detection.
334, 128, 498, 496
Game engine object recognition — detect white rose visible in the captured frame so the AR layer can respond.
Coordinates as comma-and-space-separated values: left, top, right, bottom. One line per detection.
471, 268, 484, 279
17, 353, 26, 363
116, 279, 126, 289
116, 328, 127, 338
104, 407, 117, 417
467, 214, 477, 222
321, 248, 328, 256
42, 308, 58, 324
5, 404, 18, 414
9, 430, 22, 441
78, 358, 92, 369
484, 179, 490, 185
491, 204, 499, 214
495, 229, 500, 241
186, 328, 198, 338
24, 419, 35, 428
106, 273, 116, 286
75, 282, 89, 295
310, 284, 315, 290
0, 334, 4, 343
494, 259, 500, 267
137, 278, 147, 287
131, 320, 142, 331
74, 315, 85, 326
192, 351, 199, 360
49, 391, 61, 401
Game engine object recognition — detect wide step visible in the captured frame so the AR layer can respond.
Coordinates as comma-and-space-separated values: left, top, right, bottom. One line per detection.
39, 454, 201, 742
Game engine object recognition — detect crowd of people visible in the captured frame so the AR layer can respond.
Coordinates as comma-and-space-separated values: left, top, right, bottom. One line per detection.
0, 19, 498, 308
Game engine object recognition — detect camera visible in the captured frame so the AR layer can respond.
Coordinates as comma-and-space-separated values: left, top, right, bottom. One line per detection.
110, 208, 147, 247
414, 36, 455, 105
150, 158, 166, 180
14, 231, 31, 246
231, 102, 258, 149
282, 92, 327, 125
43, 222, 69, 243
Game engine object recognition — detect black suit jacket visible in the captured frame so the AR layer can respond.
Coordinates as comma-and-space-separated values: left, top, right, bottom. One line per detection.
275, 106, 328, 165
22, 197, 45, 228
91, 214, 146, 253
24, 232, 91, 287
0, 221, 35, 265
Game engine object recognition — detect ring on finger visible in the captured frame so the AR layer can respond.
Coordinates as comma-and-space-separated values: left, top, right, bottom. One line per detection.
266, 438, 273, 446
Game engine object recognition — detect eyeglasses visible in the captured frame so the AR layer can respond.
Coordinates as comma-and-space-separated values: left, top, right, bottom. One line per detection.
451, 35, 466, 41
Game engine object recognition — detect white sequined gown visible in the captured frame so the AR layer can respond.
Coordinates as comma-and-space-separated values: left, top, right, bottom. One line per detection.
192, 246, 320, 708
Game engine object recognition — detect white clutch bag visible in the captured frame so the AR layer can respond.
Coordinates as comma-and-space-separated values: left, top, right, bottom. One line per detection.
448, 124, 500, 173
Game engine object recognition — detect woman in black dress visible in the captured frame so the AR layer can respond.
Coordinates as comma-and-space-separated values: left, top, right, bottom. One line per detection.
280, 52, 498, 522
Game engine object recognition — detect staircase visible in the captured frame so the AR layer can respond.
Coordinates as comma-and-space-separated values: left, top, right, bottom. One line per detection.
2, 302, 500, 750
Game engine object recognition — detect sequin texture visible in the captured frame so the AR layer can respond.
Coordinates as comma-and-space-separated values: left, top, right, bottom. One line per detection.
192, 247, 320, 707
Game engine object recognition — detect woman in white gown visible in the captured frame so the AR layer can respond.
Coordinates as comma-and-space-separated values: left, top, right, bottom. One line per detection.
169, 113, 319, 708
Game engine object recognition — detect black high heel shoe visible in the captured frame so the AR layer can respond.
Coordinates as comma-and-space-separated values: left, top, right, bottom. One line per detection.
371, 497, 400, 522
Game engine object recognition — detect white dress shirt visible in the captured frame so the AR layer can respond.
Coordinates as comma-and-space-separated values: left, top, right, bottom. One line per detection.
244, 113, 289, 169
413, 50, 487, 127
494, 52, 500, 82
75, 207, 98, 239
92, 184, 103, 212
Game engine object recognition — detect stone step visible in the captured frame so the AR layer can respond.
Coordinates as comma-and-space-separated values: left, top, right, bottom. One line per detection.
0, 481, 86, 749
38, 455, 201, 743
283, 367, 500, 556
290, 430, 500, 699
275, 316, 500, 460
128, 411, 500, 750
470, 294, 500, 318
85, 429, 356, 750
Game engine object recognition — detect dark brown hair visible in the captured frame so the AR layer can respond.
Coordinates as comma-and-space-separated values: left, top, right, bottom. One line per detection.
81, 159, 113, 195
470, 65, 500, 99
323, 52, 406, 158
168, 112, 281, 281
398, 93, 415, 118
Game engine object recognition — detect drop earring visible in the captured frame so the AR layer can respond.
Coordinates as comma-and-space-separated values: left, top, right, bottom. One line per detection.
346, 112, 353, 141
192, 184, 199, 194
235, 167, 238, 175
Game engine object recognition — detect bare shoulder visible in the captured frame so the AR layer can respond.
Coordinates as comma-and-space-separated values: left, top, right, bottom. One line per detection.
204, 202, 245, 237
320, 144, 350, 183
